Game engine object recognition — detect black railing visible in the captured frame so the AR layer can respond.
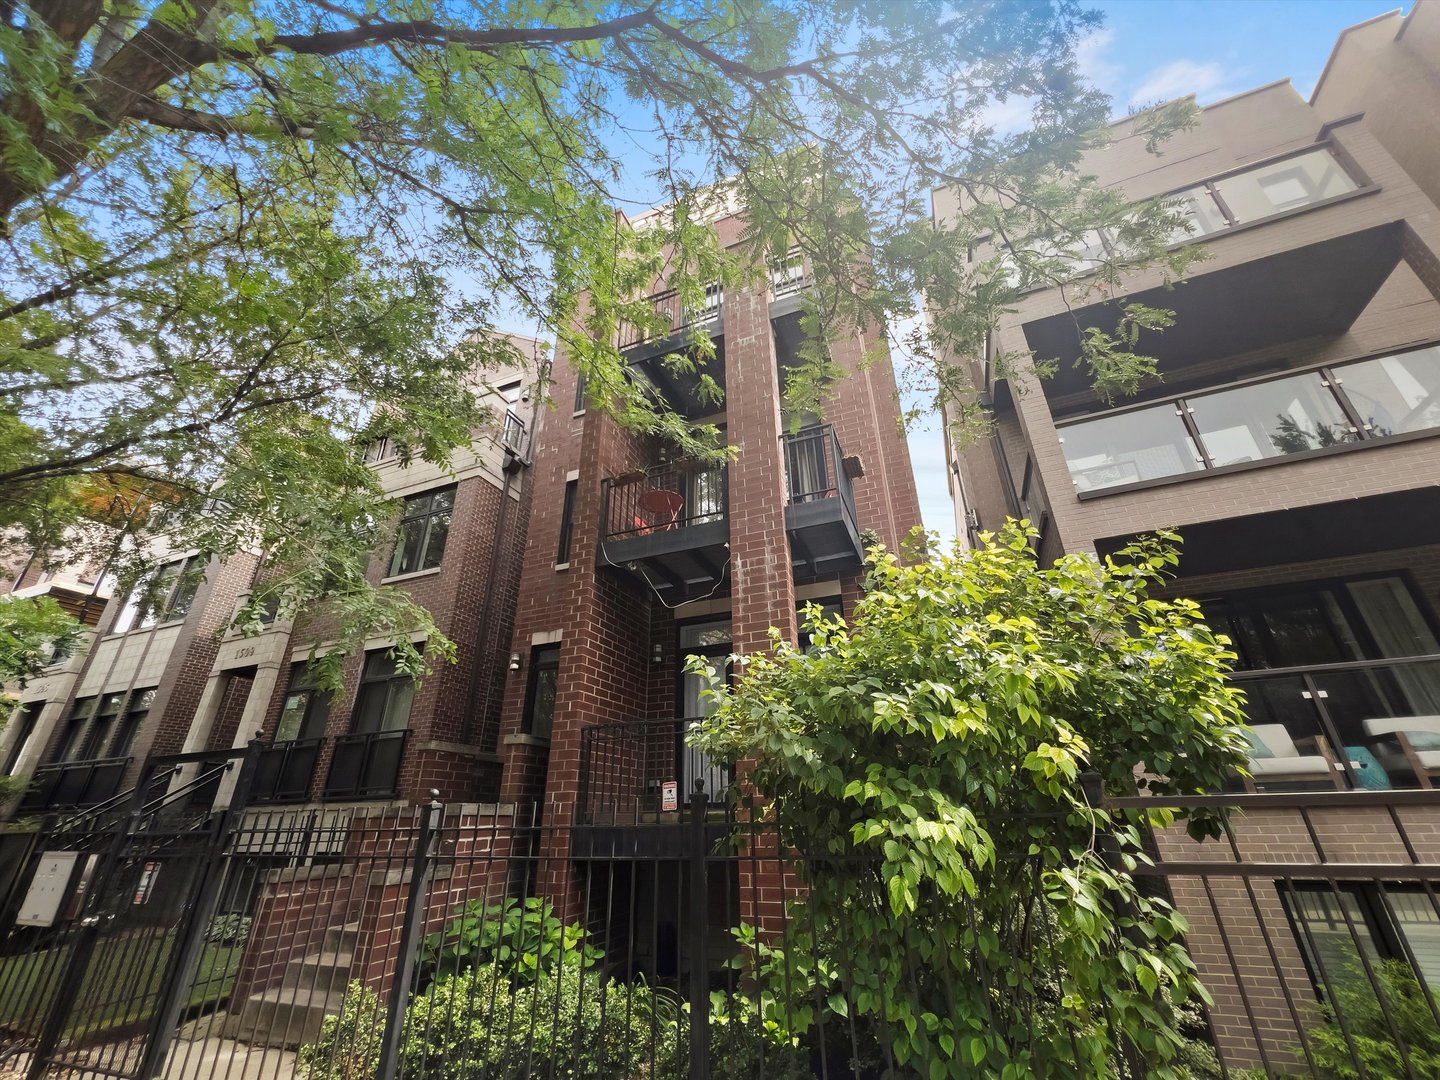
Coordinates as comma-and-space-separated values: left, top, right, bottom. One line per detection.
577, 718, 733, 823
783, 423, 856, 521
601, 461, 728, 542
1229, 652, 1440, 792
17, 757, 132, 813
323, 729, 407, 800
251, 738, 325, 804
617, 284, 722, 350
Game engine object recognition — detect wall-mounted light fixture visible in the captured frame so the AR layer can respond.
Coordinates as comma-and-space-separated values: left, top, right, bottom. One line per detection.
509, 652, 522, 672
651, 642, 664, 665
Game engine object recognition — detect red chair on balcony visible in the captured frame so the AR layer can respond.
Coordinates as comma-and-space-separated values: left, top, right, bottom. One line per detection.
636, 488, 684, 533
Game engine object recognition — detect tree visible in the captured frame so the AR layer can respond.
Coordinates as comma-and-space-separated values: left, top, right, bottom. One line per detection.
689, 523, 1251, 1077
1, 1, 1196, 672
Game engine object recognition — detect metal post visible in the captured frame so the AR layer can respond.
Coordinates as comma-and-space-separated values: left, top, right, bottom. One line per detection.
137, 737, 265, 1079
376, 792, 442, 1080
687, 780, 710, 1080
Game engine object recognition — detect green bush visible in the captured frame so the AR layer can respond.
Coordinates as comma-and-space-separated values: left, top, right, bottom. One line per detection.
299, 968, 683, 1080
204, 912, 252, 945
419, 897, 601, 986
1309, 960, 1440, 1078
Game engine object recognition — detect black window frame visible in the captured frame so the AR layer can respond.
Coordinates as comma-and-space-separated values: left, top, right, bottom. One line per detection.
79, 692, 124, 759
349, 649, 418, 735
110, 688, 155, 758
573, 373, 588, 414
275, 662, 332, 742
388, 485, 456, 577
556, 480, 578, 565
522, 644, 561, 740
50, 696, 97, 763
113, 555, 205, 633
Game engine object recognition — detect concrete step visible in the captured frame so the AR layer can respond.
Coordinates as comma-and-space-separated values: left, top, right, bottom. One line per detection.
223, 984, 349, 1049
281, 951, 353, 991
322, 922, 359, 954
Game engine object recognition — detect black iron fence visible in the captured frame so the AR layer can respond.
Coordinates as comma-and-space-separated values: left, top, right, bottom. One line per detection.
601, 462, 728, 543
783, 424, 855, 522
252, 739, 325, 804
323, 730, 407, 801
577, 719, 733, 824
7, 768, 1440, 1078
18, 757, 133, 814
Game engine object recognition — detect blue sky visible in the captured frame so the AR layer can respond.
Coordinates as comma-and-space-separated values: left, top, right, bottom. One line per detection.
903, 0, 1407, 541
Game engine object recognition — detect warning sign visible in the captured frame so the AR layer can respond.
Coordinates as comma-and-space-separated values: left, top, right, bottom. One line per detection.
661, 780, 679, 812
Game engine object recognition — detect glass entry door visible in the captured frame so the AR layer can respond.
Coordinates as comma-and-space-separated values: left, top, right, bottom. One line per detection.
678, 619, 732, 799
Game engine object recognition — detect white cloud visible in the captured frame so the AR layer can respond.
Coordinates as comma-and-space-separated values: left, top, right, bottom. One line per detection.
1128, 59, 1235, 109
1075, 28, 1121, 95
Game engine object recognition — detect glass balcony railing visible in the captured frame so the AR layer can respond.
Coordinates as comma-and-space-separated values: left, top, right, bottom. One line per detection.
1232, 655, 1440, 792
1059, 344, 1440, 492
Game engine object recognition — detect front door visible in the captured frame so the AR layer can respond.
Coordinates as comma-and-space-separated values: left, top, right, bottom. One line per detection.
678, 619, 732, 799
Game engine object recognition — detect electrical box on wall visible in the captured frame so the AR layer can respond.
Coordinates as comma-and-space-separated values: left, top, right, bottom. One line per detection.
16, 851, 81, 927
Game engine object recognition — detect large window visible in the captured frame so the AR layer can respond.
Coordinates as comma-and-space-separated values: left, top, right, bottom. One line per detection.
1281, 883, 1440, 998
51, 697, 96, 763
112, 556, 204, 633
3, 703, 42, 774
276, 663, 331, 742
79, 693, 124, 759
350, 651, 417, 734
388, 487, 455, 577
522, 645, 560, 739
109, 689, 154, 758
1060, 344, 1440, 492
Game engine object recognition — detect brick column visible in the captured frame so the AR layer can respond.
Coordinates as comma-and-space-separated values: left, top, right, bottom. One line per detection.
723, 282, 798, 654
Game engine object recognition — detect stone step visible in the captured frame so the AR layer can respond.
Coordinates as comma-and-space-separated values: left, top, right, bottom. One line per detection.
322, 921, 360, 954
281, 951, 354, 991
223, 984, 349, 1049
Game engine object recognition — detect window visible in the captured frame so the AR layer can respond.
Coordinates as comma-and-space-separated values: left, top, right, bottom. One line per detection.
1280, 883, 1440, 999
363, 437, 396, 465
556, 480, 578, 564
81, 693, 125, 759
388, 487, 455, 577
275, 663, 332, 742
1212, 149, 1357, 224
3, 703, 42, 775
1059, 402, 1201, 492
497, 380, 524, 405
573, 372, 589, 413
112, 556, 204, 633
110, 689, 154, 758
51, 697, 97, 763
350, 650, 416, 734
522, 645, 560, 739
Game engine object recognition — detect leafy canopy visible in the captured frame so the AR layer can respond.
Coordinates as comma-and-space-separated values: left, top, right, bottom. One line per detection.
2, 1, 1195, 668
689, 522, 1251, 1077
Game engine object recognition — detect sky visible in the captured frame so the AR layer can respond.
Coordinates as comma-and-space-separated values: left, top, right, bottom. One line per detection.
900, 0, 1405, 542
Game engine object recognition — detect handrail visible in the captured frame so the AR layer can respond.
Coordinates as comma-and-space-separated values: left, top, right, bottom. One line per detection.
1226, 652, 1440, 681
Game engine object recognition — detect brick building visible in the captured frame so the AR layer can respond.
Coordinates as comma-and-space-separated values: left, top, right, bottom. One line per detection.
938, 3, 1440, 1065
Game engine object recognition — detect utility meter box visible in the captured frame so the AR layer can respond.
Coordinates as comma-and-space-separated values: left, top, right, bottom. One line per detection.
16, 851, 81, 927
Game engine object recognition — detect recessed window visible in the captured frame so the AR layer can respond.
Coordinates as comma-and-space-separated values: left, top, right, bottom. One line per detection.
556, 480, 578, 565
573, 373, 589, 413
3, 703, 43, 774
276, 663, 331, 742
523, 645, 560, 739
112, 556, 204, 633
52, 697, 97, 763
80, 693, 124, 760
351, 651, 417, 734
110, 689, 154, 758
389, 487, 455, 577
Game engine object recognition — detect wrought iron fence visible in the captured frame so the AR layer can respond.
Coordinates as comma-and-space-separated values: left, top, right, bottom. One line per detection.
577, 719, 733, 823
322, 730, 407, 801
251, 739, 325, 804
18, 757, 133, 814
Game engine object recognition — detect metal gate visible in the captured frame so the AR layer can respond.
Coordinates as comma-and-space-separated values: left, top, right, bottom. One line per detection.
0, 744, 258, 1080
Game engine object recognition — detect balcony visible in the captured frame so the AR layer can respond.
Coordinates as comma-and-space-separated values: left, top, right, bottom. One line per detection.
251, 738, 324, 804
619, 286, 726, 419
17, 757, 132, 813
573, 718, 734, 856
322, 729, 407, 800
600, 461, 729, 600
1233, 655, 1440, 792
1058, 343, 1440, 495
784, 425, 864, 579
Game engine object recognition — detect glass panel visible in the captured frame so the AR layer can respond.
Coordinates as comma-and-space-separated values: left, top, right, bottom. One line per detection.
679, 620, 732, 649
1321, 660, 1440, 790
380, 679, 415, 731
1257, 589, 1365, 668
1059, 403, 1200, 492
352, 685, 387, 734
1214, 150, 1357, 223
686, 467, 725, 523
391, 518, 426, 576
527, 665, 558, 740
276, 691, 310, 742
1347, 578, 1440, 662
1283, 885, 1385, 996
164, 559, 201, 621
1188, 372, 1355, 466
1233, 673, 1341, 791
1335, 346, 1440, 437
1168, 185, 1230, 241
421, 510, 451, 570
1389, 889, 1440, 989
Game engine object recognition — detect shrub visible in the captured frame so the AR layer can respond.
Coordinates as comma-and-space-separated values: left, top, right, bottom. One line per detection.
419, 897, 601, 986
299, 968, 683, 1080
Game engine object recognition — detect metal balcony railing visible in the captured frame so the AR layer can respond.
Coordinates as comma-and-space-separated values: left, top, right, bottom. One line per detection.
322, 729, 407, 800
18, 757, 132, 813
601, 460, 728, 542
577, 718, 733, 823
617, 283, 722, 350
251, 738, 325, 804
783, 424, 856, 522
770, 251, 808, 298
